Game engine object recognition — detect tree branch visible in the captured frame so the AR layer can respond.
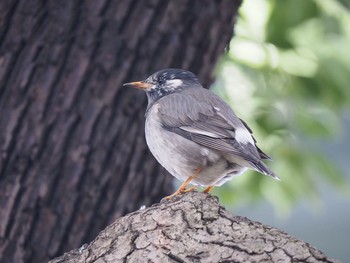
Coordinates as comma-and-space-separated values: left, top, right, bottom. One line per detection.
50, 191, 339, 263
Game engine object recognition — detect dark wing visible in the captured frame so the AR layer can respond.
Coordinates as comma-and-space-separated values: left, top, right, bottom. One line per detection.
157, 91, 263, 165
239, 118, 272, 160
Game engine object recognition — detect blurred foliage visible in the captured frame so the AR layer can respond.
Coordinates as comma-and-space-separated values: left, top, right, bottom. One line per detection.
212, 0, 350, 214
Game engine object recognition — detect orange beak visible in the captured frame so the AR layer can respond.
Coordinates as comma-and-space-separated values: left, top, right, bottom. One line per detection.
123, 81, 153, 89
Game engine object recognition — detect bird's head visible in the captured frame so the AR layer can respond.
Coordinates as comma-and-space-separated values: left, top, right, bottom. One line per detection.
123, 68, 199, 103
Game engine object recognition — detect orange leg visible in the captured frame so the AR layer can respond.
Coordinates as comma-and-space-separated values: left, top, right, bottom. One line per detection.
163, 168, 201, 200
203, 185, 214, 193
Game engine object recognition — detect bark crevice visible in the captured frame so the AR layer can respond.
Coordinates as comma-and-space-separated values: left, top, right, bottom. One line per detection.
0, 1, 240, 261
50, 191, 339, 263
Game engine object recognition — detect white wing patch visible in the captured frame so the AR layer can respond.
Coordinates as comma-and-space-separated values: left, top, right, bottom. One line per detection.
180, 126, 220, 138
235, 127, 255, 145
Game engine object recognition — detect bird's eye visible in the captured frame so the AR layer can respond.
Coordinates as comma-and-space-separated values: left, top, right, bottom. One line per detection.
158, 78, 166, 85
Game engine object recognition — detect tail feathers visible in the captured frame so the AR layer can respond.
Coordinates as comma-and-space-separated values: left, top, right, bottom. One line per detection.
252, 161, 280, 181
257, 146, 272, 160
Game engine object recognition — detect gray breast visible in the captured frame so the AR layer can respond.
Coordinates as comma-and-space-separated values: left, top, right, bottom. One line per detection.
145, 102, 243, 186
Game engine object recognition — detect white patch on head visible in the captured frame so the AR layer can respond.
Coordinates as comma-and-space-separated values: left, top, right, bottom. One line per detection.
166, 79, 183, 88
235, 127, 255, 145
148, 84, 157, 90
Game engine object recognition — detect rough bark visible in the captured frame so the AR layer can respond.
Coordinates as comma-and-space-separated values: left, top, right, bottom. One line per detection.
0, 0, 241, 262
49, 191, 339, 263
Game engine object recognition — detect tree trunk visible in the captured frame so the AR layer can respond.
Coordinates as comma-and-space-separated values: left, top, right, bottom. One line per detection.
0, 0, 241, 262
49, 191, 339, 263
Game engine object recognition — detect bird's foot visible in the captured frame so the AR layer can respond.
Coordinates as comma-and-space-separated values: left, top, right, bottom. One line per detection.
162, 186, 197, 200
162, 169, 202, 200
162, 189, 183, 200
183, 186, 197, 193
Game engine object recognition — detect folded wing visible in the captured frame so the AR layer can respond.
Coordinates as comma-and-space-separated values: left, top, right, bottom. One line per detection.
157, 90, 277, 178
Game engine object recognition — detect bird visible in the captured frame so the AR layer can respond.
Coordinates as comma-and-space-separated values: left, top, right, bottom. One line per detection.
123, 68, 279, 199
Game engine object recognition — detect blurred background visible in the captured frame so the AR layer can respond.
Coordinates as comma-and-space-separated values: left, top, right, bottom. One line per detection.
211, 0, 350, 261
1, 0, 348, 261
